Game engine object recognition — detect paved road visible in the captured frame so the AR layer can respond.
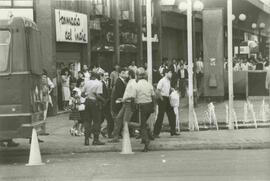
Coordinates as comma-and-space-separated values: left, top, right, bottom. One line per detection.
1, 150, 270, 181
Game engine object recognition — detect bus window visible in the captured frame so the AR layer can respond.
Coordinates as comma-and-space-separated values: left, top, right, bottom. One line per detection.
0, 31, 10, 73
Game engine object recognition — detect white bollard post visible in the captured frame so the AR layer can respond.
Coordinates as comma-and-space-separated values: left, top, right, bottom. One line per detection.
249, 103, 257, 129
193, 109, 199, 131
208, 103, 212, 126
244, 102, 248, 124
262, 98, 266, 122
174, 107, 180, 133
211, 103, 218, 130
203, 110, 208, 128
226, 104, 229, 125
233, 109, 238, 129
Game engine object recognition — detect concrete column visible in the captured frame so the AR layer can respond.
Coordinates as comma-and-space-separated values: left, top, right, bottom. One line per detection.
81, 0, 91, 66
36, 0, 57, 114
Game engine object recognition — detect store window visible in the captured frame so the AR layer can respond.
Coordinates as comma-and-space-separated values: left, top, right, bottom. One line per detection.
0, 0, 11, 6
0, 8, 33, 20
13, 0, 33, 7
0, 0, 33, 7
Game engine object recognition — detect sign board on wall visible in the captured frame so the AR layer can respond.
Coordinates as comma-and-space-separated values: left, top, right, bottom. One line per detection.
234, 46, 250, 55
203, 9, 224, 97
55, 9, 88, 43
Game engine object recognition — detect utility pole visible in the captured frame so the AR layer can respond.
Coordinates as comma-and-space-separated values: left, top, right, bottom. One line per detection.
227, 0, 234, 130
114, 0, 120, 64
135, 0, 143, 66
146, 0, 153, 83
187, 0, 194, 130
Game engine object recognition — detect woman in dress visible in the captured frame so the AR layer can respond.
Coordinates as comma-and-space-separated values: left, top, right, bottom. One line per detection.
61, 69, 71, 110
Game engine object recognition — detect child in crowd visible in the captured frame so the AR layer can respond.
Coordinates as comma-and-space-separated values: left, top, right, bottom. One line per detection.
169, 88, 180, 133
69, 82, 84, 136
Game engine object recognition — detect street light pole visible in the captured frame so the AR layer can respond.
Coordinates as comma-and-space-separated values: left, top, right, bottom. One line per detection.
227, 0, 234, 130
146, 0, 153, 83
187, 0, 194, 130
114, 0, 120, 64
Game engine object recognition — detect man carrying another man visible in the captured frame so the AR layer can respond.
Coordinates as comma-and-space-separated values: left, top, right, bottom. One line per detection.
109, 70, 137, 143
135, 68, 156, 152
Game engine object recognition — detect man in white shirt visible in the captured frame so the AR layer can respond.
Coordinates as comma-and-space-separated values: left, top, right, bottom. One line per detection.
82, 72, 105, 146
159, 58, 169, 77
128, 60, 138, 73
240, 59, 250, 71
195, 57, 204, 97
82, 65, 90, 81
135, 67, 156, 152
266, 66, 270, 92
154, 69, 179, 138
109, 70, 137, 143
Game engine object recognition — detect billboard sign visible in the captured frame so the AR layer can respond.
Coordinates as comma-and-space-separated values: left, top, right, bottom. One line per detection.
55, 9, 88, 43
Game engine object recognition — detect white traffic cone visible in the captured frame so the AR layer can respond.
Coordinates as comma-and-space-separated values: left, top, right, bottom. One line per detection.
120, 121, 134, 154
26, 128, 44, 166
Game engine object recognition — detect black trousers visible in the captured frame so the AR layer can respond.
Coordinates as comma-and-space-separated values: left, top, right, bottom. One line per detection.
101, 101, 114, 137
154, 97, 176, 136
140, 102, 154, 145
84, 99, 101, 141
179, 79, 187, 97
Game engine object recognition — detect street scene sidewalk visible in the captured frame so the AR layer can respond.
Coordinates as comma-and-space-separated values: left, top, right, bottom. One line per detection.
1, 101, 270, 156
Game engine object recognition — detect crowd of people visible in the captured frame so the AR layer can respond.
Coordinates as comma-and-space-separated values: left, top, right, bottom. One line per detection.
56, 58, 199, 152
224, 56, 269, 71
3, 55, 269, 148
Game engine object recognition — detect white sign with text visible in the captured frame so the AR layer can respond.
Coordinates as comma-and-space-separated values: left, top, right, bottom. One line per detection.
55, 9, 88, 43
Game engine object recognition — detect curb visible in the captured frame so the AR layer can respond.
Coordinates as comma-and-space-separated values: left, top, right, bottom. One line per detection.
1, 141, 270, 157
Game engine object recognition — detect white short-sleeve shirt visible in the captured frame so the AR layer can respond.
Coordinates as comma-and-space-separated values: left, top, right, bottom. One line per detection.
157, 77, 171, 97
122, 79, 137, 101
83, 79, 103, 100
135, 79, 155, 104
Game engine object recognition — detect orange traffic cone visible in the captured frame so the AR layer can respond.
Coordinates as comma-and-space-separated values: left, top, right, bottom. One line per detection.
120, 121, 134, 154
26, 128, 44, 166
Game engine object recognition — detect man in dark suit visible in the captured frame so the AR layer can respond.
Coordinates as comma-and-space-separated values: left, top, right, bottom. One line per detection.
170, 58, 178, 89
99, 72, 114, 138
178, 64, 188, 97
111, 68, 128, 119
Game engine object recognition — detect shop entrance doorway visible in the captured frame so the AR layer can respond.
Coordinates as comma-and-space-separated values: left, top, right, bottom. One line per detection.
56, 60, 81, 111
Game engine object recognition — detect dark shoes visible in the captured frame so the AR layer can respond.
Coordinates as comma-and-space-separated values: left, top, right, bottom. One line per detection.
84, 138, 90, 146
108, 138, 120, 143
38, 139, 44, 143
149, 134, 155, 141
171, 132, 180, 136
39, 133, 49, 136
142, 145, 149, 152
7, 140, 19, 147
29, 138, 44, 144
101, 131, 107, 138
154, 135, 160, 139
92, 140, 105, 145
108, 134, 114, 139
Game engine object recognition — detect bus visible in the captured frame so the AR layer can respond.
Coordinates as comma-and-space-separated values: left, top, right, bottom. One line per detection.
0, 17, 45, 142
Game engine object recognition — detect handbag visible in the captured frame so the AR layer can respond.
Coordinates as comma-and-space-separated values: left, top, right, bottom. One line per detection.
77, 104, 85, 111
